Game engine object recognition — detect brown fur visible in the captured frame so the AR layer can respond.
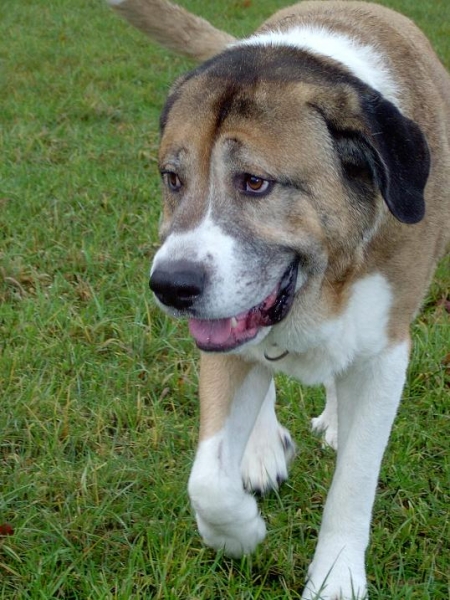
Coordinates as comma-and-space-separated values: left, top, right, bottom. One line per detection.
112, 3, 450, 592
199, 354, 252, 438
112, 0, 449, 427
110, 0, 234, 60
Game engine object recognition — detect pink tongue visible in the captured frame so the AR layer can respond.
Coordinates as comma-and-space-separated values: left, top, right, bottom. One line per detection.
188, 318, 232, 346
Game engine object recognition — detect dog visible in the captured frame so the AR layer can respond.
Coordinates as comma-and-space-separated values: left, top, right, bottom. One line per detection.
108, 1, 450, 597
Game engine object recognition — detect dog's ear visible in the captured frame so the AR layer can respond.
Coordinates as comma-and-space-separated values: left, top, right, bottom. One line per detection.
358, 93, 430, 223
312, 87, 430, 224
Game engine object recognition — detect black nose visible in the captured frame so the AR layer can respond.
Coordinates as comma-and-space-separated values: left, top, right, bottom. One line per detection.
149, 260, 207, 310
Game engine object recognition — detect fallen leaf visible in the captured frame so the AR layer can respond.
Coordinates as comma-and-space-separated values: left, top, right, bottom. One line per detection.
0, 523, 14, 536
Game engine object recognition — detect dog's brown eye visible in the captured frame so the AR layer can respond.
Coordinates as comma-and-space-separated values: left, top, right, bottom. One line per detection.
162, 171, 182, 192
238, 174, 273, 196
246, 175, 266, 192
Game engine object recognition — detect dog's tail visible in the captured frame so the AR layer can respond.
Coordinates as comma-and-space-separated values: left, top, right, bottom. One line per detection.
107, 0, 236, 61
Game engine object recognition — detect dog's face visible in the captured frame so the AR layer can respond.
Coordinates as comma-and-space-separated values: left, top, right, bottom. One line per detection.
150, 46, 429, 352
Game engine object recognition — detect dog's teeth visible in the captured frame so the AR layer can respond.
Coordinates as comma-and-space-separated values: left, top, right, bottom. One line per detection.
231, 317, 238, 329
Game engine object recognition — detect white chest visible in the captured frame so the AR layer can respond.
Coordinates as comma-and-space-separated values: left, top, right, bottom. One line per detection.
243, 273, 393, 385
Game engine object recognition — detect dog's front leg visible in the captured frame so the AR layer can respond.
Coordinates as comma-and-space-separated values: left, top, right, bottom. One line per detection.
188, 353, 271, 558
303, 340, 410, 600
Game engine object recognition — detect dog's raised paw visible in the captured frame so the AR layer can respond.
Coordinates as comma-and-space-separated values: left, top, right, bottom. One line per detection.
195, 509, 267, 558
241, 424, 296, 494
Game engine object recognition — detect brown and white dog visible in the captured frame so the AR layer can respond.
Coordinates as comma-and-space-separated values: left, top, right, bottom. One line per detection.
108, 1, 450, 597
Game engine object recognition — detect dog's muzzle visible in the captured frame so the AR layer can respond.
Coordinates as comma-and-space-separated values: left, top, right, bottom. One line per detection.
150, 258, 299, 352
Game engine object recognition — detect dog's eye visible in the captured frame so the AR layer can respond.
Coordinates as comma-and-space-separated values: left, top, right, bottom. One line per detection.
237, 173, 273, 196
162, 171, 183, 192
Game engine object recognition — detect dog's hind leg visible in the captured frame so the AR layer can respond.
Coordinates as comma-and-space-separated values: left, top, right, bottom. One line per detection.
240, 379, 296, 494
311, 379, 338, 450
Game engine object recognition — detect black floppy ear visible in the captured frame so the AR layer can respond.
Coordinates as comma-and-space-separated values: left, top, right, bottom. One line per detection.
357, 93, 430, 224
314, 87, 431, 224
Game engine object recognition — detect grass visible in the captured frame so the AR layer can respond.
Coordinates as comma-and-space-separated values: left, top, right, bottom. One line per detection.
0, 0, 449, 597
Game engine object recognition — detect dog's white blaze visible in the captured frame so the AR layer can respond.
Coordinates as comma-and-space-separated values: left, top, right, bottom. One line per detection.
238, 26, 400, 107
152, 213, 262, 318
152, 213, 236, 277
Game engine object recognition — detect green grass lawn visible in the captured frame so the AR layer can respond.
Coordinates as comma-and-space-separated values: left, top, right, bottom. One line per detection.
1, 0, 449, 597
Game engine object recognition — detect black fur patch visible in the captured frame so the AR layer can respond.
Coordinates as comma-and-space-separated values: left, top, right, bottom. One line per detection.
186, 44, 365, 88
214, 83, 260, 130
159, 88, 181, 132
359, 94, 430, 224
159, 45, 367, 133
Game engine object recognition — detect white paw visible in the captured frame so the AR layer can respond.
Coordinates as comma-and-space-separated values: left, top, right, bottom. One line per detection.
241, 423, 296, 494
311, 410, 338, 451
195, 504, 266, 558
302, 546, 367, 600
189, 469, 266, 558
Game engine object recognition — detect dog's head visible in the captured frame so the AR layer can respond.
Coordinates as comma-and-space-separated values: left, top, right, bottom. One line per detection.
149, 45, 430, 352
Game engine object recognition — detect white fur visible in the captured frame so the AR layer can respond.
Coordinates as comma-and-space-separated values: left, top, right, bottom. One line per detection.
188, 364, 272, 557
239, 27, 400, 108
152, 213, 235, 281
152, 211, 299, 323
247, 272, 393, 385
303, 340, 409, 599
241, 380, 296, 493
311, 379, 338, 450
151, 214, 240, 318
191, 274, 407, 599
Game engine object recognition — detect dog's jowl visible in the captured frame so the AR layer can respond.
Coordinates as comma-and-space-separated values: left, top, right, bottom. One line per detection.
109, 1, 450, 598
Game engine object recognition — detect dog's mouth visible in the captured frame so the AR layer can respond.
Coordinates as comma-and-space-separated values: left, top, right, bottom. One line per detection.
188, 260, 299, 352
